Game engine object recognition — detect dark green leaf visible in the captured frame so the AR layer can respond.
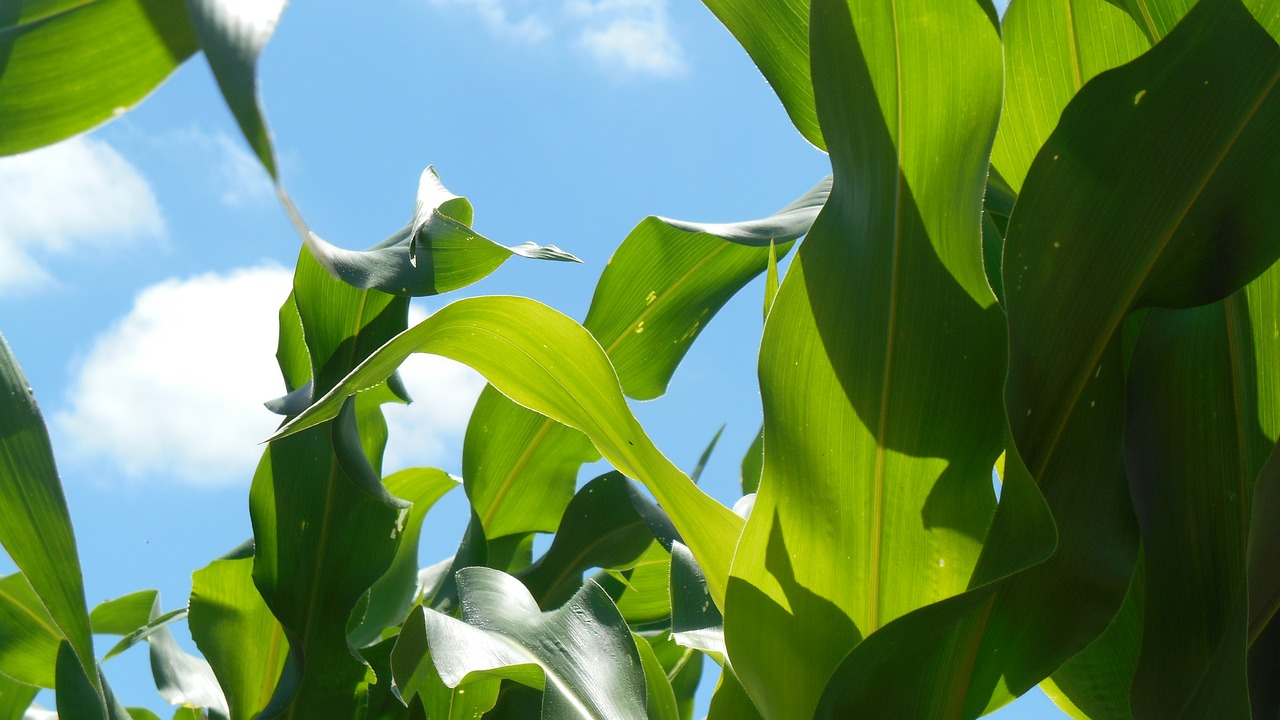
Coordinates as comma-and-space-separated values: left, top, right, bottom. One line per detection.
349, 468, 458, 649
394, 569, 646, 720
515, 473, 656, 610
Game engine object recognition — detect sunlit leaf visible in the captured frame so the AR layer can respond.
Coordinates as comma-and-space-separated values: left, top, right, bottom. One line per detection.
725, 0, 1006, 715
463, 177, 824, 541
273, 296, 743, 607
0, 0, 198, 155
189, 549, 287, 720
0, 336, 99, 700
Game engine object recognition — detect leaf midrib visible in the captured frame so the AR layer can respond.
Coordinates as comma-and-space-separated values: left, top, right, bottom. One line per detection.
1030, 69, 1279, 480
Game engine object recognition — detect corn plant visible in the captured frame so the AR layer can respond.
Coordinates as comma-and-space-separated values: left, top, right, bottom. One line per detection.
2, 0, 1279, 718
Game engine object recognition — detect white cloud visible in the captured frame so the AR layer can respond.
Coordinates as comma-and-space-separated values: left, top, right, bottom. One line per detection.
427, 0, 550, 42
0, 136, 163, 293
423, 0, 684, 77
577, 16, 685, 77
55, 266, 293, 487
54, 271, 484, 487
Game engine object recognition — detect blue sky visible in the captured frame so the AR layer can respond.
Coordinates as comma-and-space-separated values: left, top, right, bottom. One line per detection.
0, 0, 1067, 716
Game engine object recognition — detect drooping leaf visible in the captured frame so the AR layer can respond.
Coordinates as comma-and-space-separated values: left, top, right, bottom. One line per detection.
0, 0, 198, 155
515, 473, 657, 610
189, 551, 287, 720
304, 167, 580, 298
463, 177, 825, 541
180, 0, 283, 178
390, 616, 502, 720
89, 590, 227, 718
723, 0, 1006, 715
671, 542, 725, 661
0, 336, 98, 698
349, 468, 458, 649
0, 573, 59, 688
273, 296, 744, 608
393, 568, 647, 720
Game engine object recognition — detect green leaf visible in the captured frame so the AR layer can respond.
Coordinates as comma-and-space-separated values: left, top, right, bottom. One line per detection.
707, 666, 762, 720
596, 543, 673, 628
723, 0, 1006, 715
249, 250, 411, 719
349, 468, 459, 649
0, 573, 59, 688
461, 386, 600, 540
819, 2, 1280, 717
0, 0, 198, 155
515, 473, 657, 610
1124, 275, 1280, 717
189, 552, 287, 720
180, 0, 283, 178
91, 591, 161, 637
634, 632, 680, 720
305, 167, 580, 298
992, 0, 1154, 192
100, 607, 187, 661
689, 426, 724, 485
90, 590, 227, 717
390, 617, 502, 720
463, 177, 824, 541
763, 243, 780, 321
1041, 556, 1144, 720
739, 427, 763, 496
1250, 443, 1280, 716
0, 335, 98, 697
393, 568, 647, 720
670, 542, 725, 661
274, 296, 744, 608
698, 0, 821, 148
0, 673, 37, 720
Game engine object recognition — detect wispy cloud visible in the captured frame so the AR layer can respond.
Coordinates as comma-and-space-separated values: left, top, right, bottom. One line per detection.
427, 0, 550, 42
424, 0, 685, 78
169, 128, 276, 207
54, 269, 484, 487
0, 136, 163, 294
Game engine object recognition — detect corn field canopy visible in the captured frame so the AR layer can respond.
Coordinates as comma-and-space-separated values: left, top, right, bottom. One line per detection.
1, 0, 1280, 719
